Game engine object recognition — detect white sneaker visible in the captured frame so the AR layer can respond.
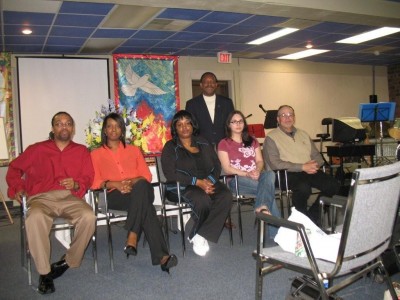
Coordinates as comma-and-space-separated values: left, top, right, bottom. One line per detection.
188, 234, 209, 256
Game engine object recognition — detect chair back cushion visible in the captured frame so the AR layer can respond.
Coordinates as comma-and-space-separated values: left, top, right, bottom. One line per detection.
340, 162, 400, 267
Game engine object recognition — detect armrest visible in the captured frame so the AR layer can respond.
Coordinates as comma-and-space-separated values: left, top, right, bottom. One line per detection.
319, 195, 347, 208
219, 174, 236, 179
255, 211, 305, 232
22, 195, 28, 217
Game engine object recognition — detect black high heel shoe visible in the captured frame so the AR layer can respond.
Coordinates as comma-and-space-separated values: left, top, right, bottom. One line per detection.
160, 254, 178, 274
124, 245, 137, 258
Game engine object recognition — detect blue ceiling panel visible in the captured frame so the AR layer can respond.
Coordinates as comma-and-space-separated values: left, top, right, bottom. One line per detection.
385, 39, 400, 47
59, 2, 114, 15
122, 39, 161, 47
132, 30, 175, 40
337, 24, 376, 35
168, 32, 210, 41
54, 14, 104, 27
155, 40, 193, 48
220, 25, 263, 35
3, 11, 54, 25
201, 11, 251, 24
307, 22, 355, 34
286, 30, 326, 42
50, 26, 95, 37
5, 35, 46, 44
1, 1, 399, 65
311, 33, 350, 45
5, 45, 43, 53
46, 37, 86, 46
239, 15, 288, 27
236, 27, 289, 44
43, 45, 82, 53
92, 29, 135, 38
183, 22, 231, 34
157, 8, 210, 21
4, 25, 50, 36
202, 34, 244, 43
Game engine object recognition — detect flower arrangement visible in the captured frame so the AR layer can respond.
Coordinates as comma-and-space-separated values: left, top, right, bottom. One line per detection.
85, 99, 142, 151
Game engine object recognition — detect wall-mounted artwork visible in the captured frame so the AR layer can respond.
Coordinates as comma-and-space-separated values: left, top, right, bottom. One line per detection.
0, 53, 14, 166
113, 54, 179, 156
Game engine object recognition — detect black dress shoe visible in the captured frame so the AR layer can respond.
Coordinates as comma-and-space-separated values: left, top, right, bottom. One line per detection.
160, 254, 178, 274
50, 256, 69, 280
124, 245, 137, 258
38, 274, 55, 294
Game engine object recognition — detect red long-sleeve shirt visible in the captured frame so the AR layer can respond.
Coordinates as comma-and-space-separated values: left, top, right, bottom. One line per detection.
90, 142, 151, 189
6, 140, 94, 199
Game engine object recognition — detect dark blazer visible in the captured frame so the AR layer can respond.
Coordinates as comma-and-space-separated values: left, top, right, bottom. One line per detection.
161, 135, 221, 187
185, 94, 234, 145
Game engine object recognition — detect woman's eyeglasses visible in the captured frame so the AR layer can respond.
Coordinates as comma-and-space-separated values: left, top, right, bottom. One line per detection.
230, 120, 244, 125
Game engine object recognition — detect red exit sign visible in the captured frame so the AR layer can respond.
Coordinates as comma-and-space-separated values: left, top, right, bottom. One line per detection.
217, 52, 232, 63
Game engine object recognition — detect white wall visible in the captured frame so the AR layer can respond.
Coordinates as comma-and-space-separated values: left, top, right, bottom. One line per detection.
178, 57, 388, 138
0, 55, 388, 203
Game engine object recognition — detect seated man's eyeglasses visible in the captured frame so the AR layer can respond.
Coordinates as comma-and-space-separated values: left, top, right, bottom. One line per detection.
278, 113, 294, 118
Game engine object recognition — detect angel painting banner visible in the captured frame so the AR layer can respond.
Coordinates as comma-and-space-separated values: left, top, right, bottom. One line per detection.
113, 54, 179, 156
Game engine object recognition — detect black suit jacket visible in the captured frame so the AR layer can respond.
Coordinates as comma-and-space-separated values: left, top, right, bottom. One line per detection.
185, 94, 234, 145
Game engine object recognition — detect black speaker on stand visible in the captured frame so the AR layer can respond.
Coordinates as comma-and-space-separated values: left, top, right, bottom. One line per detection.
369, 94, 378, 103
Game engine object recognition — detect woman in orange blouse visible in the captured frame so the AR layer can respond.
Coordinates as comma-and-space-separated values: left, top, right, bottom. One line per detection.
91, 113, 177, 273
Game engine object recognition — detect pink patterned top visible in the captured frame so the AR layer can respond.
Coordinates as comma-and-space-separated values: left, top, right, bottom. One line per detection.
218, 138, 260, 172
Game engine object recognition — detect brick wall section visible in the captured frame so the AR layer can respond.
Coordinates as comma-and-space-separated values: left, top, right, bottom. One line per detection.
388, 63, 400, 118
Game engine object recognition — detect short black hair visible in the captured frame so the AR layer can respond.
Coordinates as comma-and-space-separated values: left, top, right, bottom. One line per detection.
200, 72, 218, 83
170, 110, 199, 140
49, 111, 74, 140
51, 111, 74, 127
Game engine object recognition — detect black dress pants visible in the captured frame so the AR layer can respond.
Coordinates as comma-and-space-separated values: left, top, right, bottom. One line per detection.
181, 181, 232, 243
285, 170, 340, 219
107, 179, 169, 265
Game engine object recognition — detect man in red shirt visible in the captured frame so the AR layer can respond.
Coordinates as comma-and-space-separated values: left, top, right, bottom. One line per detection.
6, 112, 95, 295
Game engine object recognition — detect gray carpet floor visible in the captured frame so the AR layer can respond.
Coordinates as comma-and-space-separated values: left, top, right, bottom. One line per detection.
0, 206, 397, 300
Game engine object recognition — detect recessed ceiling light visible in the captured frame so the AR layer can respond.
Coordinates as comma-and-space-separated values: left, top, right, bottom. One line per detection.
247, 28, 299, 45
336, 27, 400, 44
306, 41, 313, 49
277, 49, 330, 60
22, 29, 32, 35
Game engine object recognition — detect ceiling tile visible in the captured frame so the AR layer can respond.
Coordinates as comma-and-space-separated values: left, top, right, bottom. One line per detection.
59, 2, 114, 15
2, 1, 400, 65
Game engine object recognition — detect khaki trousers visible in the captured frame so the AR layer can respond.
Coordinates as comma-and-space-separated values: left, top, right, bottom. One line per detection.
25, 190, 96, 275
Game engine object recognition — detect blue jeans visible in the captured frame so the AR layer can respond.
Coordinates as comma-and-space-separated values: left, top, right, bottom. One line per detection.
228, 171, 280, 238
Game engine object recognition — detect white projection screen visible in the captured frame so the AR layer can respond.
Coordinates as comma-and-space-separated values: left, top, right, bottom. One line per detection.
17, 57, 109, 151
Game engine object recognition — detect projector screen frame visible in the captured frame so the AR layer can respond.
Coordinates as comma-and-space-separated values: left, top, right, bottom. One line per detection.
16, 56, 110, 152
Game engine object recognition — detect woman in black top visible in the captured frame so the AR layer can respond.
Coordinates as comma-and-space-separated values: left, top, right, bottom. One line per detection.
161, 110, 232, 257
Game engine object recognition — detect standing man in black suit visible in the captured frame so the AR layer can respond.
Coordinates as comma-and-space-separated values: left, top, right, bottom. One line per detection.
186, 72, 234, 147
186, 72, 235, 229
